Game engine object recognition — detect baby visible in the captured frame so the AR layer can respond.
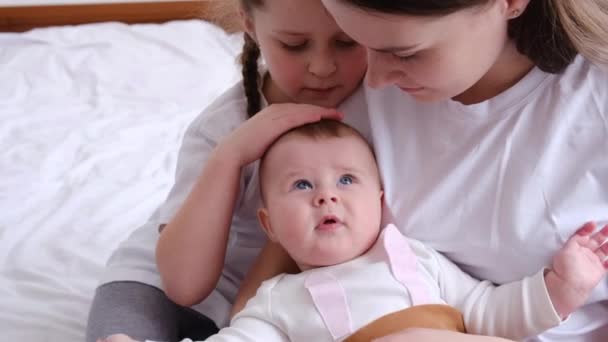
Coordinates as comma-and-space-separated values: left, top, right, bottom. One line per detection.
106, 120, 608, 342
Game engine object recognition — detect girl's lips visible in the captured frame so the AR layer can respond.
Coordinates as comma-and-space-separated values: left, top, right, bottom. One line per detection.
399, 86, 424, 93
305, 86, 338, 91
303, 86, 338, 95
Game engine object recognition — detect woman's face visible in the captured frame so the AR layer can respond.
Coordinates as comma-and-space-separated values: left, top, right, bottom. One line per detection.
322, 0, 513, 102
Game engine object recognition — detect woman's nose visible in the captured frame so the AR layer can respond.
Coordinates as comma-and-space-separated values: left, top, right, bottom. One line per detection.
366, 50, 401, 88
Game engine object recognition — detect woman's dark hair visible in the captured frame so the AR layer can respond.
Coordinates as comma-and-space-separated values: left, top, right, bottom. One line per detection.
339, 0, 608, 73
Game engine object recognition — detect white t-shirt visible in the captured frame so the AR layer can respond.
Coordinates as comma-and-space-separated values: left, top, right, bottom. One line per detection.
100, 79, 372, 328
366, 55, 608, 341
189, 224, 560, 342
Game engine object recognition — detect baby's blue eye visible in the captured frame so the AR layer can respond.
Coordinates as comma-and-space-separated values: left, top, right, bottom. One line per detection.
294, 180, 313, 190
339, 175, 353, 185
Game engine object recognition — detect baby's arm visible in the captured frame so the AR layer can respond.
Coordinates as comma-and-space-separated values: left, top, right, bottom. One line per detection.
230, 241, 298, 317
544, 222, 608, 318
157, 104, 342, 306
437, 252, 559, 340
438, 222, 608, 340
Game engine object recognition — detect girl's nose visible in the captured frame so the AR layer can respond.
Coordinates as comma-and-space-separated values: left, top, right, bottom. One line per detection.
309, 49, 337, 78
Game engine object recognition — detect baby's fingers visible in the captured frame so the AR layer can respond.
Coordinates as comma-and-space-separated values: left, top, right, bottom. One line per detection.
597, 242, 608, 266
574, 222, 596, 237
588, 224, 608, 251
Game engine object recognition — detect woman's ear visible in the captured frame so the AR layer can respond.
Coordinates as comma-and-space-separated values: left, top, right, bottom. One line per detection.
257, 208, 278, 242
502, 0, 531, 19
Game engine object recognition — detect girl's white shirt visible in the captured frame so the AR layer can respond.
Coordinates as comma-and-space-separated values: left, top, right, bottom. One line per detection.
100, 77, 372, 328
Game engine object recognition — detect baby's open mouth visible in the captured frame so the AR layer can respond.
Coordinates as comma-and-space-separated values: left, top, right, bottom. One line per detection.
316, 215, 342, 231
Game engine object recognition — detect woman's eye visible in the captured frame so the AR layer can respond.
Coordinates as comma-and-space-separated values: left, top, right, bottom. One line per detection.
281, 41, 308, 52
339, 175, 353, 185
336, 40, 358, 49
294, 180, 313, 190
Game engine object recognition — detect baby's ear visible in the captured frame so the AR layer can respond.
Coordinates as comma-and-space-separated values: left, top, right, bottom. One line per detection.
257, 208, 278, 242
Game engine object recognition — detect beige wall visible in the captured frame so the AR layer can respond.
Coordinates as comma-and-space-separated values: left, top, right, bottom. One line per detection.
0, 0, 179, 6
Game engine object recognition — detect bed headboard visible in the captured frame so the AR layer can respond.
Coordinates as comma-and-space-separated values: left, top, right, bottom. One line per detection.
0, 0, 242, 32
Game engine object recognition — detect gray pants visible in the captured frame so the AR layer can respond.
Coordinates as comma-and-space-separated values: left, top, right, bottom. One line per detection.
86, 281, 218, 342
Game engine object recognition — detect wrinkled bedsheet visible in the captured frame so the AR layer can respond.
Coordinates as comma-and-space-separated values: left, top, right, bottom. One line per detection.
0, 20, 243, 341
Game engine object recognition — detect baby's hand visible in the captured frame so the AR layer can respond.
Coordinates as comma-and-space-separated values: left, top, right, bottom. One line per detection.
545, 222, 608, 318
98, 334, 140, 342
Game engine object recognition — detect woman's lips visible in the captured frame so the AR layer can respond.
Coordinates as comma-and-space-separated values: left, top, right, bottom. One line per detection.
399, 86, 424, 93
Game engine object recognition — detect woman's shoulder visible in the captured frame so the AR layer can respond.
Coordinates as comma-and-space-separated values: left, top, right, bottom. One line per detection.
553, 56, 608, 101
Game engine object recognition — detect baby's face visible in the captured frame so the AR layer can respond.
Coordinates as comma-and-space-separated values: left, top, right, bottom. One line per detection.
258, 133, 383, 270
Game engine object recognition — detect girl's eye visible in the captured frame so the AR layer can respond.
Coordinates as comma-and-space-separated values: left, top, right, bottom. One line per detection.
294, 180, 313, 190
339, 175, 354, 185
281, 41, 308, 52
395, 53, 416, 62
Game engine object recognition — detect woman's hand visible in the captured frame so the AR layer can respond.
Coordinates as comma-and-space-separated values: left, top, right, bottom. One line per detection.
217, 103, 342, 166
546, 221, 608, 318
372, 328, 514, 342
98, 334, 139, 342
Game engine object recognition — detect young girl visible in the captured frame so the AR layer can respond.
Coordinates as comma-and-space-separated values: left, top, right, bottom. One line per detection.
102, 120, 608, 342
85, 0, 369, 341
235, 0, 608, 340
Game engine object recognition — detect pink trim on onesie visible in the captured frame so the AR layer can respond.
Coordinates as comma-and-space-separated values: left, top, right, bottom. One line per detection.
305, 272, 353, 340
383, 224, 431, 305
304, 224, 431, 340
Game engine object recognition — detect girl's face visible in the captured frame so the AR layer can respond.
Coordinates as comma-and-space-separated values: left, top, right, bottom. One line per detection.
322, 0, 516, 102
244, 0, 367, 108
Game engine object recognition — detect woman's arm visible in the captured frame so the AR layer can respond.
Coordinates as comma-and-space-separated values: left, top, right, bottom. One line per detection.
230, 241, 298, 318
375, 328, 514, 342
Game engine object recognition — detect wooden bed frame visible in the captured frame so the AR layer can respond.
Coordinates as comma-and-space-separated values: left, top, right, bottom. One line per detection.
0, 0, 242, 32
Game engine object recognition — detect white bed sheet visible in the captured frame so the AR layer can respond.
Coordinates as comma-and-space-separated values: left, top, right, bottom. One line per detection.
0, 20, 243, 341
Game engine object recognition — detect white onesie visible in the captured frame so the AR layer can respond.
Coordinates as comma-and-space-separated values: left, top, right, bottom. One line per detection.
176, 225, 561, 342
